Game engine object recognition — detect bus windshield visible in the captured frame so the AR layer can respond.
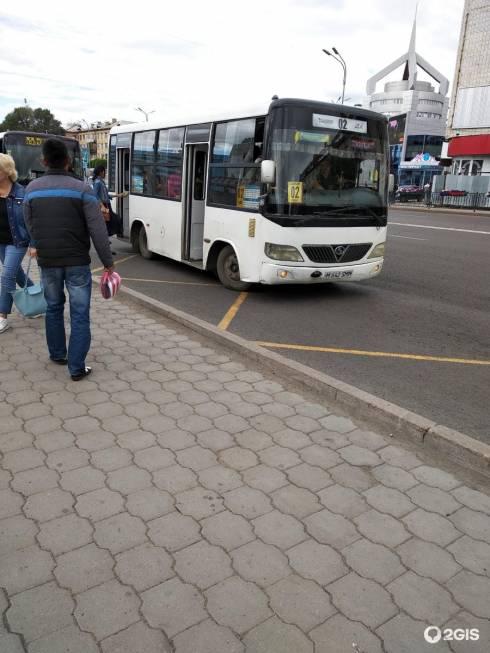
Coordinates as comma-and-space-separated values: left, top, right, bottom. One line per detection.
264, 105, 388, 225
2, 133, 83, 184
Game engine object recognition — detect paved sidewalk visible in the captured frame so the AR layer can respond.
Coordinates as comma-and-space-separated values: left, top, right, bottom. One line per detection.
0, 294, 489, 653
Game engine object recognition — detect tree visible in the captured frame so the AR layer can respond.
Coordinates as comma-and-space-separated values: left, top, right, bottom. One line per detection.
0, 106, 64, 134
89, 158, 107, 168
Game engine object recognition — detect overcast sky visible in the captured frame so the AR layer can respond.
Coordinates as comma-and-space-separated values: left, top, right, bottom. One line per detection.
0, 0, 463, 127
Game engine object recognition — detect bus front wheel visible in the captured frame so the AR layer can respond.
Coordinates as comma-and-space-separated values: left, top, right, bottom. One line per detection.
217, 246, 250, 291
138, 226, 155, 260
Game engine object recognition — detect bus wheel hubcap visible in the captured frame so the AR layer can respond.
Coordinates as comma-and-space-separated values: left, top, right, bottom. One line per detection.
226, 255, 239, 280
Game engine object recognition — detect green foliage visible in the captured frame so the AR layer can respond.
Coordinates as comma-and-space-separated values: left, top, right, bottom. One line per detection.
89, 158, 107, 168
0, 106, 64, 135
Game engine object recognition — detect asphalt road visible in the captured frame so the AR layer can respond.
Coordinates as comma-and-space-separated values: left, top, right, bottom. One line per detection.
93, 207, 490, 445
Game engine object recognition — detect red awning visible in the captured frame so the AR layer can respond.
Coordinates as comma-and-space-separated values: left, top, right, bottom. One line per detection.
448, 134, 490, 157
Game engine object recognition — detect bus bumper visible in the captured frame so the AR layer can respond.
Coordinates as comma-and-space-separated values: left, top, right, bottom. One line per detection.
259, 260, 384, 284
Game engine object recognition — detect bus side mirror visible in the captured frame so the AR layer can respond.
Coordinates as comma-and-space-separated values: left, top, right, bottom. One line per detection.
388, 174, 395, 192
261, 160, 275, 184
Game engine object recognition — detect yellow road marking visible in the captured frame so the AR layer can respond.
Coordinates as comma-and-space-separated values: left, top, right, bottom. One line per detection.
256, 341, 490, 366
218, 292, 249, 331
91, 254, 137, 274
121, 277, 216, 287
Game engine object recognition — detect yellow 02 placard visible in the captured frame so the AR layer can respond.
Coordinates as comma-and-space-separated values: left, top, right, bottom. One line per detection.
288, 181, 303, 204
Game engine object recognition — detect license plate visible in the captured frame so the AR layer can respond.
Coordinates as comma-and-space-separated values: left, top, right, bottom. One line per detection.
324, 270, 353, 279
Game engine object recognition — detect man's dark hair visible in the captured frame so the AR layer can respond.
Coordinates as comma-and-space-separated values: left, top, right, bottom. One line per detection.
42, 138, 69, 169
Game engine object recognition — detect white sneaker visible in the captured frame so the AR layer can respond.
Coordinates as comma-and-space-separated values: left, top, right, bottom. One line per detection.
0, 318, 10, 333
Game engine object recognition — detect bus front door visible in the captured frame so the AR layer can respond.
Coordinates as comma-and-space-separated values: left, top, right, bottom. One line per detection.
116, 148, 130, 237
183, 144, 208, 262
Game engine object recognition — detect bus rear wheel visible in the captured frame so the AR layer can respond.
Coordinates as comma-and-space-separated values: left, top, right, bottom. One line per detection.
217, 245, 250, 291
138, 226, 155, 260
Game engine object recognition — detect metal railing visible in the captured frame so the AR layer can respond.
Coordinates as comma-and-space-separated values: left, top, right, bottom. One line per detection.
389, 192, 490, 211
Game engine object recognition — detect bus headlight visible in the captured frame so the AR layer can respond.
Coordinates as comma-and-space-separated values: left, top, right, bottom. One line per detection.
265, 243, 304, 262
367, 242, 386, 259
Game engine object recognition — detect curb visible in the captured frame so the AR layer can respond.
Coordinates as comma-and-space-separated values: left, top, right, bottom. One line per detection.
390, 204, 490, 217
111, 282, 490, 479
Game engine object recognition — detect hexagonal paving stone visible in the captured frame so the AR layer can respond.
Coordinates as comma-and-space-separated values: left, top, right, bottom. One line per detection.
206, 576, 271, 634
201, 510, 255, 551
328, 572, 398, 629
271, 485, 320, 518
94, 512, 147, 554
397, 538, 462, 582
101, 621, 172, 653
243, 617, 313, 653
173, 619, 243, 653
126, 486, 175, 520
388, 571, 460, 624
287, 539, 347, 585
115, 543, 174, 591
7, 582, 74, 643
199, 466, 243, 493
37, 514, 93, 555
29, 625, 99, 653
141, 577, 207, 637
55, 543, 114, 593
75, 579, 140, 641
252, 510, 306, 549
148, 512, 201, 552
0, 546, 54, 594
267, 575, 335, 631
174, 540, 233, 589
311, 613, 383, 653
75, 487, 125, 522
446, 571, 490, 619
175, 486, 225, 519
304, 509, 360, 549
343, 538, 406, 585
23, 488, 74, 522
231, 540, 291, 587
224, 486, 272, 519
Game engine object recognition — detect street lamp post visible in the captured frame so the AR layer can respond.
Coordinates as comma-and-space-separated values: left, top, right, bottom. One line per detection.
322, 47, 347, 104
135, 107, 155, 122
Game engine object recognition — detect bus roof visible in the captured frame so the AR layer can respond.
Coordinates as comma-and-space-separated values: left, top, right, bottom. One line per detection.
0, 130, 79, 143
109, 98, 386, 135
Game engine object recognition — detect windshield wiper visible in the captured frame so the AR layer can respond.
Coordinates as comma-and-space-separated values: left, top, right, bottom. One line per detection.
312, 206, 385, 225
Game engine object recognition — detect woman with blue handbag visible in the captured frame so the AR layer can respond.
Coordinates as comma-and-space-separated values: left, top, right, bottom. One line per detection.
0, 154, 34, 334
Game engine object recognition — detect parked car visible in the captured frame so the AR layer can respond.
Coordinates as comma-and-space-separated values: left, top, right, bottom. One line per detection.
395, 185, 425, 202
439, 189, 468, 197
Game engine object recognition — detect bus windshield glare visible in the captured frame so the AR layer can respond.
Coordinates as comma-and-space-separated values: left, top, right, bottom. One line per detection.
264, 106, 388, 224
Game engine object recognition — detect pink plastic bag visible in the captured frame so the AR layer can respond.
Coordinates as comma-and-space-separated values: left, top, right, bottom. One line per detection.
100, 270, 121, 299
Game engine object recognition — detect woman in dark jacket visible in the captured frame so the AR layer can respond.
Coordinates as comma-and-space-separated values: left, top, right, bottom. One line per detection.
0, 154, 33, 333
92, 165, 127, 251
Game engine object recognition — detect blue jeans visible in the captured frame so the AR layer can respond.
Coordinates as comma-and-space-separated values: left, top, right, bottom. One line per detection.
41, 265, 92, 376
0, 244, 33, 315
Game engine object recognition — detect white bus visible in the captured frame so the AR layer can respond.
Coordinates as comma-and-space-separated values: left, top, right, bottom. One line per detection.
108, 97, 389, 290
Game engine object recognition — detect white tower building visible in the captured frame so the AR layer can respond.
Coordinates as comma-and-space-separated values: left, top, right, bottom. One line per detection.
366, 15, 449, 185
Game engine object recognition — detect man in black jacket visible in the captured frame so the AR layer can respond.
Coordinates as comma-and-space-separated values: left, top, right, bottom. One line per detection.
24, 139, 113, 380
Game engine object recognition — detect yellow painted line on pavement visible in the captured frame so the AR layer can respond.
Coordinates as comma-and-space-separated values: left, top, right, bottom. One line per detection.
122, 277, 216, 287
218, 292, 249, 331
92, 254, 137, 274
256, 341, 490, 366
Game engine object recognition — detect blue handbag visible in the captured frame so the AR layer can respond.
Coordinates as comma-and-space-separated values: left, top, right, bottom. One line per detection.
11, 257, 47, 317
